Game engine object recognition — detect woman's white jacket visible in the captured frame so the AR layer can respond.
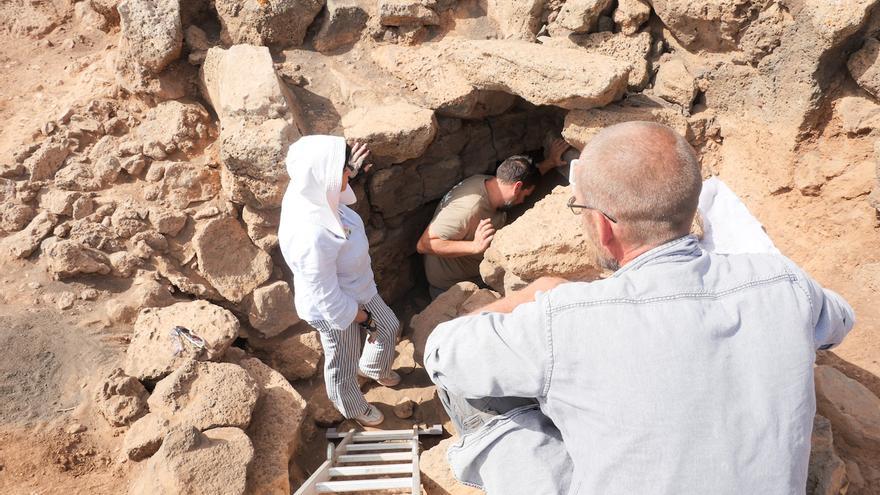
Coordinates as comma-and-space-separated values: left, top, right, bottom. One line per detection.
278, 135, 377, 330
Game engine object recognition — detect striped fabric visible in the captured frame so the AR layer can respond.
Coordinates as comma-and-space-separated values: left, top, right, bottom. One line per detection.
308, 294, 401, 418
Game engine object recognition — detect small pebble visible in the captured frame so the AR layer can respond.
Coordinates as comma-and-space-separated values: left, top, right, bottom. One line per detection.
80, 288, 99, 300
393, 397, 416, 419
66, 423, 86, 434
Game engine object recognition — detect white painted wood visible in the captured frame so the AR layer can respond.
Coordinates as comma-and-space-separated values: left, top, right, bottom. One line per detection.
349, 431, 417, 442
328, 463, 413, 477
337, 452, 413, 463
342, 442, 412, 452
411, 431, 421, 494
316, 477, 413, 493
293, 460, 332, 495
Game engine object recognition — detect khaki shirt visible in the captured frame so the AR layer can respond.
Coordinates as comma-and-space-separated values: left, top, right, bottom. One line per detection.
424, 175, 506, 289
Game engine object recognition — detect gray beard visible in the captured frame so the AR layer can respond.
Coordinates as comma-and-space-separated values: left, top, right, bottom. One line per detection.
587, 222, 620, 272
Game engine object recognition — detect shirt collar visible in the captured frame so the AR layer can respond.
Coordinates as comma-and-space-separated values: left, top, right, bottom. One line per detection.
611, 235, 702, 278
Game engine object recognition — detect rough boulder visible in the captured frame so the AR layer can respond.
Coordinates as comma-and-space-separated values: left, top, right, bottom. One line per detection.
200, 44, 301, 208
124, 300, 241, 381
192, 216, 273, 303
214, 0, 324, 48
480, 186, 606, 293
128, 426, 254, 495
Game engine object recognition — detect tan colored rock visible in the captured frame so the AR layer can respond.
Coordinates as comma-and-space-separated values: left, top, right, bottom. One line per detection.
342, 102, 438, 164
541, 31, 652, 91
0, 202, 35, 232
653, 57, 697, 110
420, 157, 463, 202
124, 300, 241, 381
562, 95, 691, 150
46, 239, 112, 279
94, 368, 149, 427
149, 206, 188, 237
614, 0, 651, 35
24, 136, 70, 181
105, 275, 177, 324
214, 0, 324, 48
238, 357, 307, 495
848, 38, 880, 99
393, 397, 415, 419
124, 413, 170, 461
378, 0, 439, 26
807, 414, 848, 495
486, 0, 543, 41
313, 0, 369, 53
248, 281, 300, 338
135, 101, 212, 160
420, 436, 483, 494
824, 160, 874, 200
246, 323, 323, 381
793, 151, 849, 197
410, 282, 481, 363
53, 155, 121, 192
836, 95, 880, 135
117, 0, 182, 73
241, 206, 279, 252
200, 45, 300, 209
148, 161, 221, 209
192, 216, 273, 303
650, 0, 753, 51
148, 360, 260, 432
815, 365, 880, 450
480, 186, 606, 293
109, 251, 142, 277
308, 386, 344, 426
1, 212, 57, 259
447, 39, 629, 110
129, 426, 253, 495
372, 44, 517, 119
554, 0, 613, 34
38, 190, 80, 217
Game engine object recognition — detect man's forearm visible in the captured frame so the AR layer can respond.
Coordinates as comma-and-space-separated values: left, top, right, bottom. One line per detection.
469, 276, 568, 315
421, 238, 477, 258
537, 158, 558, 175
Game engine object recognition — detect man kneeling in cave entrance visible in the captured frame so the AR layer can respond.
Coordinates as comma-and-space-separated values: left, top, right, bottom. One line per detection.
423, 122, 855, 494
416, 139, 571, 299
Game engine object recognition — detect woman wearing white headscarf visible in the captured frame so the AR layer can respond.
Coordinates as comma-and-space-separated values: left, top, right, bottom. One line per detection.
279, 135, 400, 426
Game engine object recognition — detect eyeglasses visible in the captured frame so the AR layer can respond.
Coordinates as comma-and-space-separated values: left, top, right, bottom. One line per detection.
567, 196, 618, 223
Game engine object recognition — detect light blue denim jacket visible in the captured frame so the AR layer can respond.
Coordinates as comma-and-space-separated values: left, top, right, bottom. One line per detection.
424, 235, 854, 495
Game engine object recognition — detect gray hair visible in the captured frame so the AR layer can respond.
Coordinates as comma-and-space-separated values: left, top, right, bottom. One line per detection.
575, 121, 702, 246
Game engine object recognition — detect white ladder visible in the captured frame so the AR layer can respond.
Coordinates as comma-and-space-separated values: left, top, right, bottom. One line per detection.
294, 425, 443, 494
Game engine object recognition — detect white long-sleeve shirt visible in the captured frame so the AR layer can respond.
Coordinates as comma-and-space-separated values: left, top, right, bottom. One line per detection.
281, 205, 377, 329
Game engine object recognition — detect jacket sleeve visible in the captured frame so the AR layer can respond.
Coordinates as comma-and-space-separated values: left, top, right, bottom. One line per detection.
788, 264, 855, 350
423, 293, 552, 399
296, 231, 359, 330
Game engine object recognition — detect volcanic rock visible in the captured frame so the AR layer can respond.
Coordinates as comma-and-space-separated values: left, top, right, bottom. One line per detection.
148, 360, 260, 432
239, 357, 307, 495
342, 102, 438, 164
128, 426, 253, 495
246, 323, 323, 382
815, 365, 880, 450
192, 216, 273, 303
94, 368, 149, 427
46, 239, 112, 279
214, 0, 324, 48
124, 300, 241, 381
480, 186, 605, 293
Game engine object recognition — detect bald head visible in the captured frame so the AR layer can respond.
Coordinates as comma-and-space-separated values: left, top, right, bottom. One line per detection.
575, 121, 702, 246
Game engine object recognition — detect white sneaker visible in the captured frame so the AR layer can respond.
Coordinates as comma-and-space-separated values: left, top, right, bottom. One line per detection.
358, 369, 401, 387
354, 405, 384, 427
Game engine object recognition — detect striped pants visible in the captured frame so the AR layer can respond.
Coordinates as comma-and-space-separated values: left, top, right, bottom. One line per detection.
308, 294, 401, 418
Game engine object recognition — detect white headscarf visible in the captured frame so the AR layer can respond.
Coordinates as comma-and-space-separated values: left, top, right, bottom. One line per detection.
281, 135, 357, 239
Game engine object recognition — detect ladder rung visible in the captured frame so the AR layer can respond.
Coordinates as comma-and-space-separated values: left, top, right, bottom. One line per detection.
316, 477, 413, 492
337, 452, 413, 463
342, 442, 412, 452
328, 463, 412, 477
349, 431, 417, 442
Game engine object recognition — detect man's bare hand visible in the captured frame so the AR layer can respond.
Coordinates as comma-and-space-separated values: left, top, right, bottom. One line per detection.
347, 141, 372, 177
470, 218, 495, 254
545, 138, 571, 168
468, 276, 569, 315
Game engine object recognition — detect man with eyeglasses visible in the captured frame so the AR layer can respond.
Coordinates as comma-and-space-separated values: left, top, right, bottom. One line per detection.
423, 121, 854, 494
417, 139, 571, 298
